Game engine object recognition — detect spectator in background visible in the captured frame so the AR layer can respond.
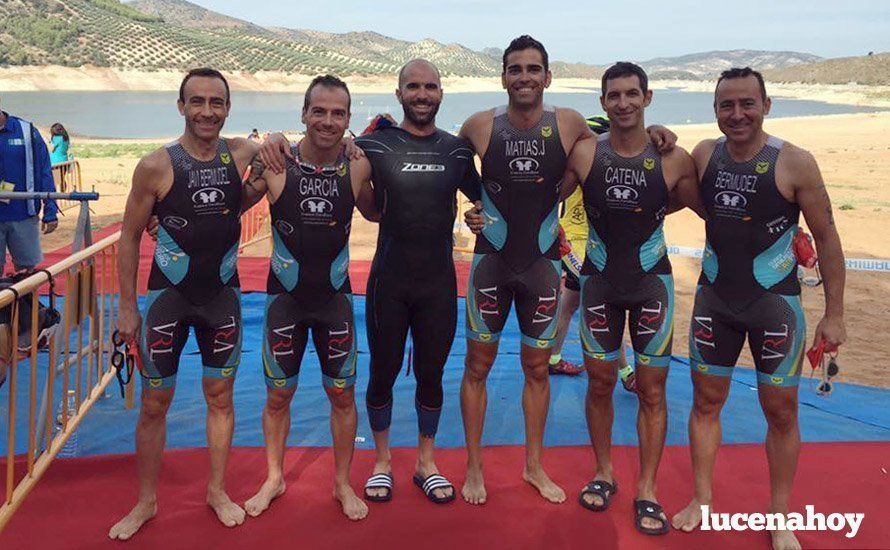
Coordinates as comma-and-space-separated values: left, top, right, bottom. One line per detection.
0, 102, 58, 274
49, 123, 70, 165
248, 128, 261, 142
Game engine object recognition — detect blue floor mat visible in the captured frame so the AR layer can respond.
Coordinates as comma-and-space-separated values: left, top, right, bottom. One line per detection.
2, 293, 888, 457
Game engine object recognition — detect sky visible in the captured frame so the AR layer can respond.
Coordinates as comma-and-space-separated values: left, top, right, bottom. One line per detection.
183, 0, 890, 64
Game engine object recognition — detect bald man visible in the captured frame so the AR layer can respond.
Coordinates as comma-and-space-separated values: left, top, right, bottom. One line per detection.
260, 60, 480, 504
357, 60, 481, 504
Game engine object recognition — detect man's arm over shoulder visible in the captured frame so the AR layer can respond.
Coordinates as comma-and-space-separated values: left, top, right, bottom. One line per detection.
452, 135, 481, 202
560, 136, 596, 201
458, 109, 494, 158
786, 143, 846, 348
664, 146, 705, 218
555, 107, 593, 155
229, 138, 267, 213
351, 156, 379, 222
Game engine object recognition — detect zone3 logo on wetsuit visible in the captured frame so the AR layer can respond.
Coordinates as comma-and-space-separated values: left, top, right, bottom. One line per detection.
356, 126, 480, 437
262, 145, 357, 391
468, 105, 565, 348
691, 136, 806, 386
579, 133, 674, 367
140, 139, 243, 389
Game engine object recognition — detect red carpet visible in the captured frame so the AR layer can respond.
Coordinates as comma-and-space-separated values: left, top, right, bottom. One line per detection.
2, 443, 886, 549
42, 223, 472, 297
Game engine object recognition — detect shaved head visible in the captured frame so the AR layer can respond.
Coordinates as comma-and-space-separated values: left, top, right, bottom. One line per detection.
398, 59, 441, 88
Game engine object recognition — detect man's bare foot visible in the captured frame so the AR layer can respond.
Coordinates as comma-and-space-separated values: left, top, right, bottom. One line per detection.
771, 528, 802, 550
672, 498, 707, 532
108, 500, 157, 540
461, 467, 487, 505
245, 478, 286, 517
523, 466, 566, 503
207, 490, 246, 527
416, 461, 453, 501
365, 458, 391, 500
334, 483, 368, 521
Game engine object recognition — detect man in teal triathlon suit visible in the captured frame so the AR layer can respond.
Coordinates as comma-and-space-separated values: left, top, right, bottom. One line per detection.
459, 38, 676, 506
558, 62, 701, 535
239, 75, 379, 521
671, 68, 846, 550
111, 68, 258, 540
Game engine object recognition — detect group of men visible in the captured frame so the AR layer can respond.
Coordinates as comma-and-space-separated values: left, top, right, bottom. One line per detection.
108, 35, 846, 550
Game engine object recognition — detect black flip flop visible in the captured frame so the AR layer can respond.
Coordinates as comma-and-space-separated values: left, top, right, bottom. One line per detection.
364, 472, 394, 502
578, 479, 618, 512
634, 499, 669, 535
413, 473, 455, 504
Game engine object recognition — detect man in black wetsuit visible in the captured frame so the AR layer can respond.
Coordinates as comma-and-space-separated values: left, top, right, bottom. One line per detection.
261, 60, 480, 505
111, 68, 258, 540
358, 60, 480, 504
242, 75, 378, 521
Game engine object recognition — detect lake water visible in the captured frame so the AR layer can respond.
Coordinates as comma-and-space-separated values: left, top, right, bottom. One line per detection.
0, 89, 879, 139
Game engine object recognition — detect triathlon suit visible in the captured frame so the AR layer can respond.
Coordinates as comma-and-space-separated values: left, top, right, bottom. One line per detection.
261, 145, 357, 391
560, 186, 587, 290
140, 139, 242, 389
579, 133, 674, 367
357, 126, 480, 437
467, 104, 566, 349
690, 135, 805, 386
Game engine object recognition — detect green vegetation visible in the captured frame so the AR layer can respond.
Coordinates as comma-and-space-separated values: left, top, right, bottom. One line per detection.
73, 142, 163, 158
0, 15, 84, 66
0, 0, 450, 75
87, 0, 163, 23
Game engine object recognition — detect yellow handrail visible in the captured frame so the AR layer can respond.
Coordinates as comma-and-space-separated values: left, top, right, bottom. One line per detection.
51, 160, 84, 213
0, 231, 121, 533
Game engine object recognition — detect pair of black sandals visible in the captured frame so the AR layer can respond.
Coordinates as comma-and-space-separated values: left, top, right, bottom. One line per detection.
579, 479, 669, 536
364, 472, 455, 505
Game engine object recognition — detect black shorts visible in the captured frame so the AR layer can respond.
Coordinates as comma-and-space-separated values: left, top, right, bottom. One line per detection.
261, 291, 357, 391
689, 285, 805, 386
139, 286, 242, 389
579, 271, 674, 367
466, 253, 561, 349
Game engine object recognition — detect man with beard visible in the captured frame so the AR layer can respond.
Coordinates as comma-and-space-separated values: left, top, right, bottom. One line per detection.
261, 60, 480, 505
110, 68, 256, 540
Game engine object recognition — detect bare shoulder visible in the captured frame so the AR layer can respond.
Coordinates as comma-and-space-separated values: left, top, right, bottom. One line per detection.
691, 138, 718, 157
662, 143, 692, 162
777, 139, 821, 192
228, 136, 259, 156
459, 109, 495, 154
227, 136, 259, 171
778, 140, 818, 170
461, 109, 494, 133
555, 107, 585, 124
134, 147, 171, 185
